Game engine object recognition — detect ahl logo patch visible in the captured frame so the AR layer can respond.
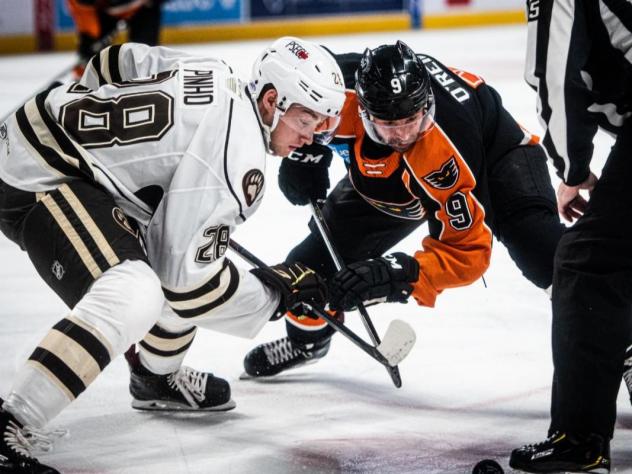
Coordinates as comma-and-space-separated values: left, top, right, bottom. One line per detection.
242, 169, 264, 206
423, 156, 459, 189
285, 40, 309, 60
0, 123, 7, 141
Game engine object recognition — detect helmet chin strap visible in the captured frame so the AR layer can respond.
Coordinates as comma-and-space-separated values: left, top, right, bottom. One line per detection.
271, 106, 284, 132
262, 107, 285, 155
250, 91, 285, 155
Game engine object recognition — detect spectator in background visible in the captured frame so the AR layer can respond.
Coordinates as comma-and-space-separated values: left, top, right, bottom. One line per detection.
67, 0, 166, 77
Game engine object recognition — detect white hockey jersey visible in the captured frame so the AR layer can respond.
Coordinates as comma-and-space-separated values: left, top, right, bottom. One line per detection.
0, 43, 280, 337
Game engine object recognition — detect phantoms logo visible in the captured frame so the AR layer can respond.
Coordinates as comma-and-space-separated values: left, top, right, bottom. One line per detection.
423, 156, 459, 189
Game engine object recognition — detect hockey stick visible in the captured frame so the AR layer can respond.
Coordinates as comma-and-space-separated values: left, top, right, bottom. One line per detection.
309, 199, 404, 388
228, 239, 416, 368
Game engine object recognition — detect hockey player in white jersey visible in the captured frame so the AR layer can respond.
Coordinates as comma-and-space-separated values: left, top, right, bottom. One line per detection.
0, 37, 345, 473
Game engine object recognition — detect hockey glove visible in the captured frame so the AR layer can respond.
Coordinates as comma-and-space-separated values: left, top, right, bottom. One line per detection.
328, 253, 420, 311
252, 262, 328, 318
278, 143, 333, 205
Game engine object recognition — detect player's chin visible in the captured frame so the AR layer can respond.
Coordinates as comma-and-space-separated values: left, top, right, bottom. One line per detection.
276, 144, 296, 157
389, 142, 414, 152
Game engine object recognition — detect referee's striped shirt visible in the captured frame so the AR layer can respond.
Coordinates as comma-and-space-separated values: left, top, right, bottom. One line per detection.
524, 0, 632, 185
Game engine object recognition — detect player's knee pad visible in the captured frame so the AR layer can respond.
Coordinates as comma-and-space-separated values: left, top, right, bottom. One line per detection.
73, 259, 163, 354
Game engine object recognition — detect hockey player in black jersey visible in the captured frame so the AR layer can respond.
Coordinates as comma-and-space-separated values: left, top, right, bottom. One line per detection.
0, 37, 344, 473
509, 1, 632, 472
242, 41, 566, 378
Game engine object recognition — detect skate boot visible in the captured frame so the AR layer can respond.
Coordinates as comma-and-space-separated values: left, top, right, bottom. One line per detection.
509, 431, 610, 473
242, 336, 331, 378
127, 350, 235, 411
0, 399, 60, 474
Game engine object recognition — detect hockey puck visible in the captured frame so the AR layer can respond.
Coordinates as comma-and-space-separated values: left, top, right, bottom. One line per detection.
472, 459, 504, 474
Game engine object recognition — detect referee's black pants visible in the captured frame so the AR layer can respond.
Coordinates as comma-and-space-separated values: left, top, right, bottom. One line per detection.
549, 122, 632, 439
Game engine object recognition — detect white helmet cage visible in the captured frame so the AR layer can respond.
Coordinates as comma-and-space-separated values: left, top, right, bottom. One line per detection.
250, 37, 346, 135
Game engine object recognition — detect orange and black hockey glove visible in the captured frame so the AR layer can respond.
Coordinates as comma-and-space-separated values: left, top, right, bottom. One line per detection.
328, 253, 419, 311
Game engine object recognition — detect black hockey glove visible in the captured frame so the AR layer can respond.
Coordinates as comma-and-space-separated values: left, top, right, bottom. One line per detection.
252, 262, 328, 318
328, 253, 420, 311
278, 143, 333, 205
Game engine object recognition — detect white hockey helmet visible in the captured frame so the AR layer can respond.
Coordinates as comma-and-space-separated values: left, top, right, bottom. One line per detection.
250, 37, 346, 144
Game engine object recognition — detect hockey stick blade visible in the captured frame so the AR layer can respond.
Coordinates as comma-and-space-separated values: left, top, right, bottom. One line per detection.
376, 319, 416, 366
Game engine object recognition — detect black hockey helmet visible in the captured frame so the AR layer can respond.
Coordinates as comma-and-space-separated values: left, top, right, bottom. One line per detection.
355, 40, 433, 121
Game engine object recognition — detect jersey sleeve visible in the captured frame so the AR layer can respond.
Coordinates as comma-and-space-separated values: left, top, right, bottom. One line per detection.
405, 135, 493, 307
524, 0, 596, 185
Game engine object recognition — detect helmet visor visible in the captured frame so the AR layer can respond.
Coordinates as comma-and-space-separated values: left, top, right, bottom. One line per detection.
313, 115, 341, 145
360, 102, 435, 152
278, 105, 340, 145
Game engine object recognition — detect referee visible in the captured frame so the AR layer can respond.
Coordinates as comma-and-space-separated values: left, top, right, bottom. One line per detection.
510, 0, 632, 472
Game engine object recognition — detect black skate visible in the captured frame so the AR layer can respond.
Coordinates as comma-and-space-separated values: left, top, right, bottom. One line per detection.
0, 399, 60, 474
509, 431, 610, 473
242, 337, 330, 378
127, 350, 236, 412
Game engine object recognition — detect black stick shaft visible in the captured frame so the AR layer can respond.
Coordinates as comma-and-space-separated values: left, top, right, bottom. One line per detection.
309, 199, 403, 388
228, 239, 392, 367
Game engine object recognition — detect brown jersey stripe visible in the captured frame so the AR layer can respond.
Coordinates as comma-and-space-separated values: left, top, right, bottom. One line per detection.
166, 261, 240, 318
88, 53, 107, 87
15, 103, 84, 179
108, 44, 123, 83
162, 259, 229, 302
34, 91, 94, 179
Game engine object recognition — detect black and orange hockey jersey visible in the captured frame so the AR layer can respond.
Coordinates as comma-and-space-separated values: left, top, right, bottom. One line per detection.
330, 52, 538, 307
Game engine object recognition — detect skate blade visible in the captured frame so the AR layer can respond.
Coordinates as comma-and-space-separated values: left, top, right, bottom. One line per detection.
238, 359, 321, 381
131, 398, 236, 412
